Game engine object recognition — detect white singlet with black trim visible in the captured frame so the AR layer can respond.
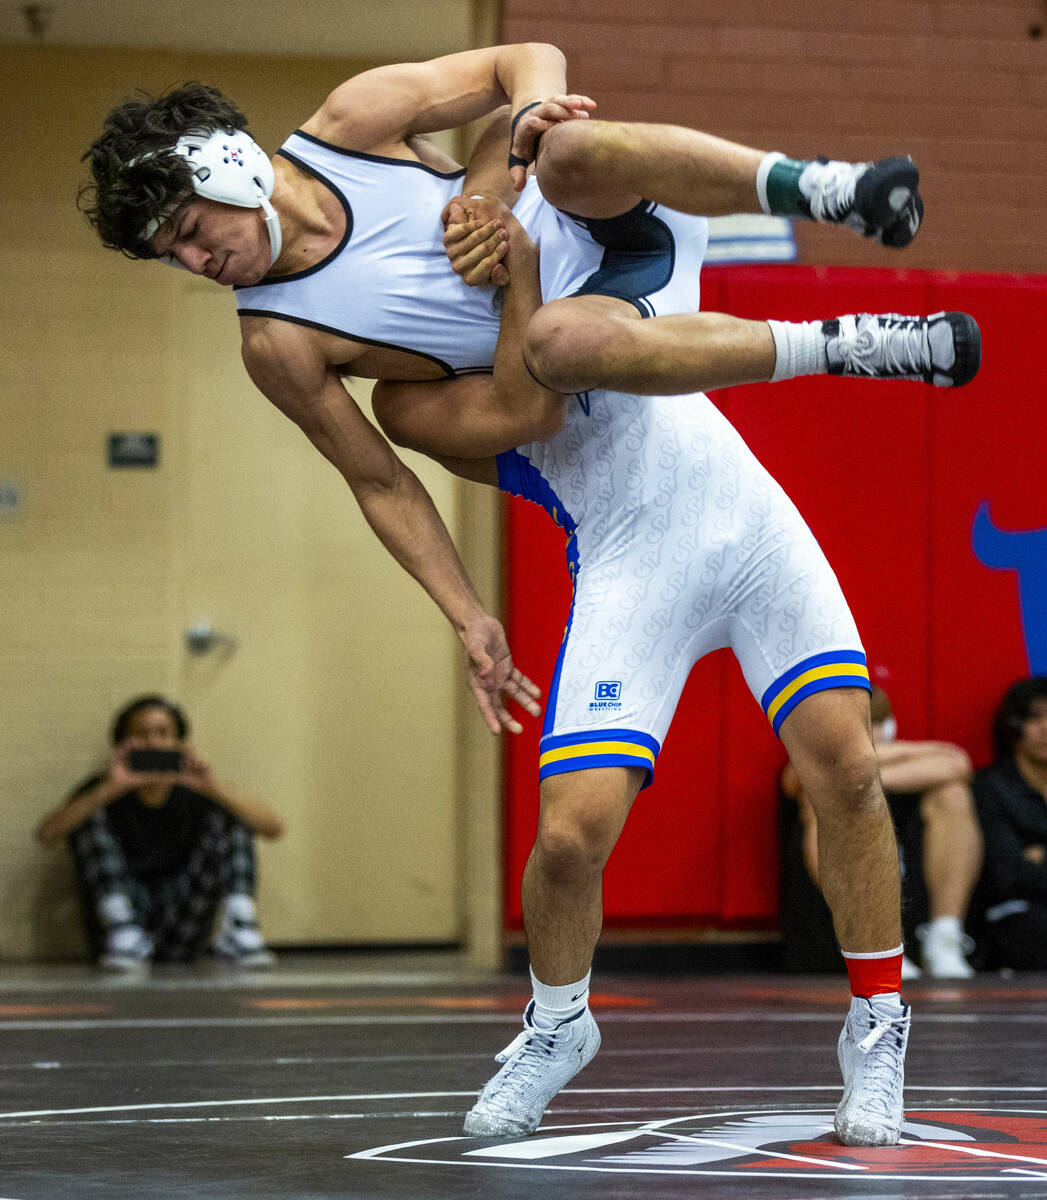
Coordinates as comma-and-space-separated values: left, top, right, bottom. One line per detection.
234, 130, 710, 373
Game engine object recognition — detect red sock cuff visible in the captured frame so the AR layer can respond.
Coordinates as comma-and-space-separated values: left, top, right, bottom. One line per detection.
841, 946, 904, 998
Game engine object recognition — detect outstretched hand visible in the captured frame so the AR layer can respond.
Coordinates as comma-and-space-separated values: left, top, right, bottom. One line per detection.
509, 94, 596, 191
462, 614, 542, 735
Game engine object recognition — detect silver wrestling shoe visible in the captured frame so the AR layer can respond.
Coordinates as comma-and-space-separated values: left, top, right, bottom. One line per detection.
801, 156, 923, 247
835, 994, 911, 1146
823, 312, 981, 387
463, 1000, 600, 1136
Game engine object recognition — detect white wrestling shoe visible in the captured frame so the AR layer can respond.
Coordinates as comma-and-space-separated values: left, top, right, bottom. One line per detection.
835, 994, 910, 1146
824, 311, 981, 388
463, 1000, 600, 1136
800, 156, 923, 247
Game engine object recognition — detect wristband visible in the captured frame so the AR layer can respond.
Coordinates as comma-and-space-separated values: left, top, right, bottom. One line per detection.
508, 101, 543, 170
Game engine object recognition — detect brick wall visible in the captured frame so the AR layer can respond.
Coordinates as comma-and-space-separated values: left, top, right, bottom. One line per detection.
501, 1, 1045, 272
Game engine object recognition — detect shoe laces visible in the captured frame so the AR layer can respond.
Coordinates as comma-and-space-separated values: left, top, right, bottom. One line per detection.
842, 314, 929, 378
806, 161, 864, 225
478, 1018, 575, 1112
495, 1021, 570, 1071
854, 1010, 907, 1115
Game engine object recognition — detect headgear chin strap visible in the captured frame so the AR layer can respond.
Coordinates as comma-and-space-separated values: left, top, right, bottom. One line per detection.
141, 127, 282, 267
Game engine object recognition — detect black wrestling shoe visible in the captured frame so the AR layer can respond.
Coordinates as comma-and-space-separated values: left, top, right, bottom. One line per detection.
822, 312, 982, 387
802, 156, 923, 248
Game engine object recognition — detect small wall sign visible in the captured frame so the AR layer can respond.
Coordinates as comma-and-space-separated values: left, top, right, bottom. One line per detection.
0, 481, 20, 515
108, 433, 160, 469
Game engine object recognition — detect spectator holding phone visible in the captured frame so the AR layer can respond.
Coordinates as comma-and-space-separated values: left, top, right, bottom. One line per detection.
36, 695, 284, 972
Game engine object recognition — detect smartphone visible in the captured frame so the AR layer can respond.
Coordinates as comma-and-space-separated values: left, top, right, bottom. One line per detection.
128, 748, 183, 773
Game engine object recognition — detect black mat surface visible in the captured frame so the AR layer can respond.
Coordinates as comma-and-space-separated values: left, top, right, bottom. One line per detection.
2, 956, 1046, 1198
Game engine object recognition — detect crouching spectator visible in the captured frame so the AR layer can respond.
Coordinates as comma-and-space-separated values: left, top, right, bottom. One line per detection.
974, 677, 1047, 970
36, 695, 283, 972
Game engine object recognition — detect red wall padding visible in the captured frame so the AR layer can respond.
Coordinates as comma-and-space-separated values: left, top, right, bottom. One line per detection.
503, 267, 1047, 929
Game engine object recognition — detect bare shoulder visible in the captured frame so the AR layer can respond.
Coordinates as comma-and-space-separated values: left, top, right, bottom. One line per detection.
240, 316, 361, 398
301, 63, 435, 153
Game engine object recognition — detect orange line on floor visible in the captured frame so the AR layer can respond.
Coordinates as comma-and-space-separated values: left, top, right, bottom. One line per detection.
245, 991, 654, 1012
0, 1004, 112, 1017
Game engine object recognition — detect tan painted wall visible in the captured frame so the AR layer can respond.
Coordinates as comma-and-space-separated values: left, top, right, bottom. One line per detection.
0, 44, 502, 961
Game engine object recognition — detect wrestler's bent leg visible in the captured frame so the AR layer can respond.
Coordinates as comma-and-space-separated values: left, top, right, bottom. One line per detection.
780, 687, 910, 1148
464, 765, 644, 1136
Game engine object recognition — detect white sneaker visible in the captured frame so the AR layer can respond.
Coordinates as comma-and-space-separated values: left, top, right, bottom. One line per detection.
919, 919, 975, 979
214, 895, 276, 969
213, 921, 276, 969
835, 994, 910, 1146
901, 953, 922, 980
463, 1001, 600, 1136
98, 923, 153, 973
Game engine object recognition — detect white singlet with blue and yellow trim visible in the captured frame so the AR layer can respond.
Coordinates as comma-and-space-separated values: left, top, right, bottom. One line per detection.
497, 391, 870, 788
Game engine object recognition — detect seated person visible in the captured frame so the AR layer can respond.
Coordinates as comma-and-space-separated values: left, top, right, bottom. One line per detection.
973, 677, 1047, 970
781, 684, 982, 977
36, 695, 284, 971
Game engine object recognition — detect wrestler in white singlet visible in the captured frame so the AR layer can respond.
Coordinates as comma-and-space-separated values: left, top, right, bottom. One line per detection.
235, 130, 708, 372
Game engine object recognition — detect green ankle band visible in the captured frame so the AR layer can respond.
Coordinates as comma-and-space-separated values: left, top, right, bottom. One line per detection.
765, 157, 809, 217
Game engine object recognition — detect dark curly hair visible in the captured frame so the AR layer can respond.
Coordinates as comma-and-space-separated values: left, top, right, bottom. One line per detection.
991, 676, 1047, 762
79, 82, 251, 260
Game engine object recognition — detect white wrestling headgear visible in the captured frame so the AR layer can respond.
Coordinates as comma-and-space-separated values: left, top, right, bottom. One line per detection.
139, 127, 282, 266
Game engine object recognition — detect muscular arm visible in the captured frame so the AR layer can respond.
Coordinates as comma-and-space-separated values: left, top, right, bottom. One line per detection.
439, 108, 517, 288
243, 329, 487, 631
302, 44, 568, 151
241, 323, 537, 732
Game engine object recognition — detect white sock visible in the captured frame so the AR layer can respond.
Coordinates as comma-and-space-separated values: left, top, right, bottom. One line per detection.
755, 151, 785, 215
926, 915, 963, 937
868, 990, 904, 1009
530, 966, 590, 1029
767, 319, 829, 382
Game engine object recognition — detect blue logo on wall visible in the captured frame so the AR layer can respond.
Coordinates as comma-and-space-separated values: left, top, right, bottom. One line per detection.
972, 502, 1047, 673
595, 681, 622, 701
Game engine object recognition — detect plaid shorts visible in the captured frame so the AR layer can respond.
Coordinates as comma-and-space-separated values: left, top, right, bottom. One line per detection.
69, 807, 257, 962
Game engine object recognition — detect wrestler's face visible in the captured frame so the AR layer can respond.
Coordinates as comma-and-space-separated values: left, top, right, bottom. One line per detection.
1016, 697, 1047, 767
151, 196, 270, 286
